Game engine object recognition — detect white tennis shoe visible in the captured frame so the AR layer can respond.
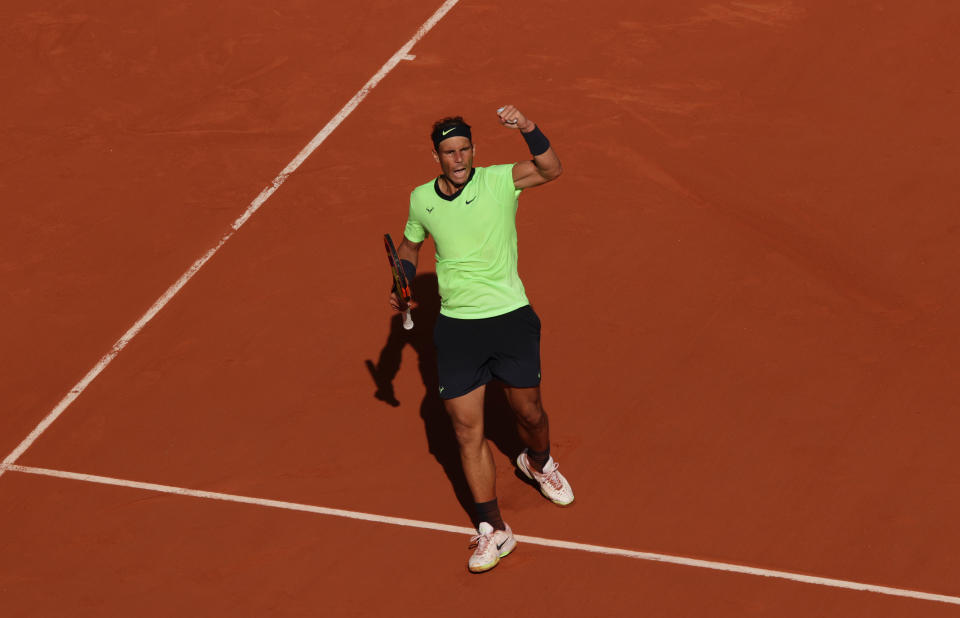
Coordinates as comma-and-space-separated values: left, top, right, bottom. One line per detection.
468, 522, 517, 573
516, 449, 575, 506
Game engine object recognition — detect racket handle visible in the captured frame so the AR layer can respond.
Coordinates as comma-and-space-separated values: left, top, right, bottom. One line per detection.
402, 308, 414, 330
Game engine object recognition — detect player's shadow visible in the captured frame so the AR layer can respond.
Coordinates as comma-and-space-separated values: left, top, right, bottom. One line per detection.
364, 273, 525, 524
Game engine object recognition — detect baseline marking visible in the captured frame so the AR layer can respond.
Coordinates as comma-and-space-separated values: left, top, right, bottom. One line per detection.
7, 464, 959, 607
0, 0, 461, 479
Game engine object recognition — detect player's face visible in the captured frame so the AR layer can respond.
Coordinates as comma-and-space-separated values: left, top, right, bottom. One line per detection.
433, 136, 475, 187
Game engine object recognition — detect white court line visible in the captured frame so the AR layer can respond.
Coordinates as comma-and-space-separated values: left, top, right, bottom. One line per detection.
6, 464, 960, 607
0, 0, 461, 480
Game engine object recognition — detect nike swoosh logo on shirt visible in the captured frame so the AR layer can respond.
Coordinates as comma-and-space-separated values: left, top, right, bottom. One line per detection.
465, 197, 477, 204
426, 207, 434, 213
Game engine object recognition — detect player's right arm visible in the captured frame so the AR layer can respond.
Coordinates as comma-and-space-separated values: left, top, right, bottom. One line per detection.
389, 236, 423, 312
397, 236, 423, 268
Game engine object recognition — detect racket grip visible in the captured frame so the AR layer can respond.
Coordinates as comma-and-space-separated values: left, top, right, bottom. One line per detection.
402, 309, 414, 330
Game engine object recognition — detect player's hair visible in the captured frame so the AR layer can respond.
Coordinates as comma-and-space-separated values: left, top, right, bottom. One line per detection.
430, 116, 471, 148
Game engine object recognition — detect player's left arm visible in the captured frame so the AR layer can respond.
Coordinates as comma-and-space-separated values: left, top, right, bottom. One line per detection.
497, 105, 562, 190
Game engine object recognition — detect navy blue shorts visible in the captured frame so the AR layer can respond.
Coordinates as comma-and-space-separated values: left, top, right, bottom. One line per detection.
433, 305, 541, 400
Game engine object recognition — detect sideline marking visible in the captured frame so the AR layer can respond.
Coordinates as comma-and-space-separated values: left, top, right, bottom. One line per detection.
6, 464, 959, 607
0, 0, 461, 480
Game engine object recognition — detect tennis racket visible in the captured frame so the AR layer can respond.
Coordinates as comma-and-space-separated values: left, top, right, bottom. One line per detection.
383, 233, 414, 330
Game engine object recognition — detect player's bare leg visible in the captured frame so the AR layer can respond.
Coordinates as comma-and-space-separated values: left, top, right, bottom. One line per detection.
445, 385, 517, 572
504, 385, 550, 458
505, 384, 575, 506
443, 386, 496, 504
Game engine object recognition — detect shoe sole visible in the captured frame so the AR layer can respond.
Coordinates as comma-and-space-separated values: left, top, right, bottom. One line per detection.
468, 537, 518, 573
516, 454, 575, 506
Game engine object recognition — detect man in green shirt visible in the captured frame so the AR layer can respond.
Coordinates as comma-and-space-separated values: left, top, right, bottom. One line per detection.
389, 105, 575, 573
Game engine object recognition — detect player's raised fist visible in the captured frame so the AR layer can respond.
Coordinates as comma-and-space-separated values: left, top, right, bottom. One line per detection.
496, 105, 532, 131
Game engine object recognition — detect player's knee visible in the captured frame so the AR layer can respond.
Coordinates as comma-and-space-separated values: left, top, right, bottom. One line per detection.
515, 400, 547, 430
451, 416, 484, 448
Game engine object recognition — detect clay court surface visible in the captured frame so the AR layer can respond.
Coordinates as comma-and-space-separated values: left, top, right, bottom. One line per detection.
2, 0, 959, 615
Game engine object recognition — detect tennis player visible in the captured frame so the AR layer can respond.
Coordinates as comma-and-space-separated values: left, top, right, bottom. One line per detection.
388, 105, 574, 573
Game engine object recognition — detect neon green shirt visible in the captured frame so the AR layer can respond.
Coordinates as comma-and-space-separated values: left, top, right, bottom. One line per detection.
404, 164, 528, 319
